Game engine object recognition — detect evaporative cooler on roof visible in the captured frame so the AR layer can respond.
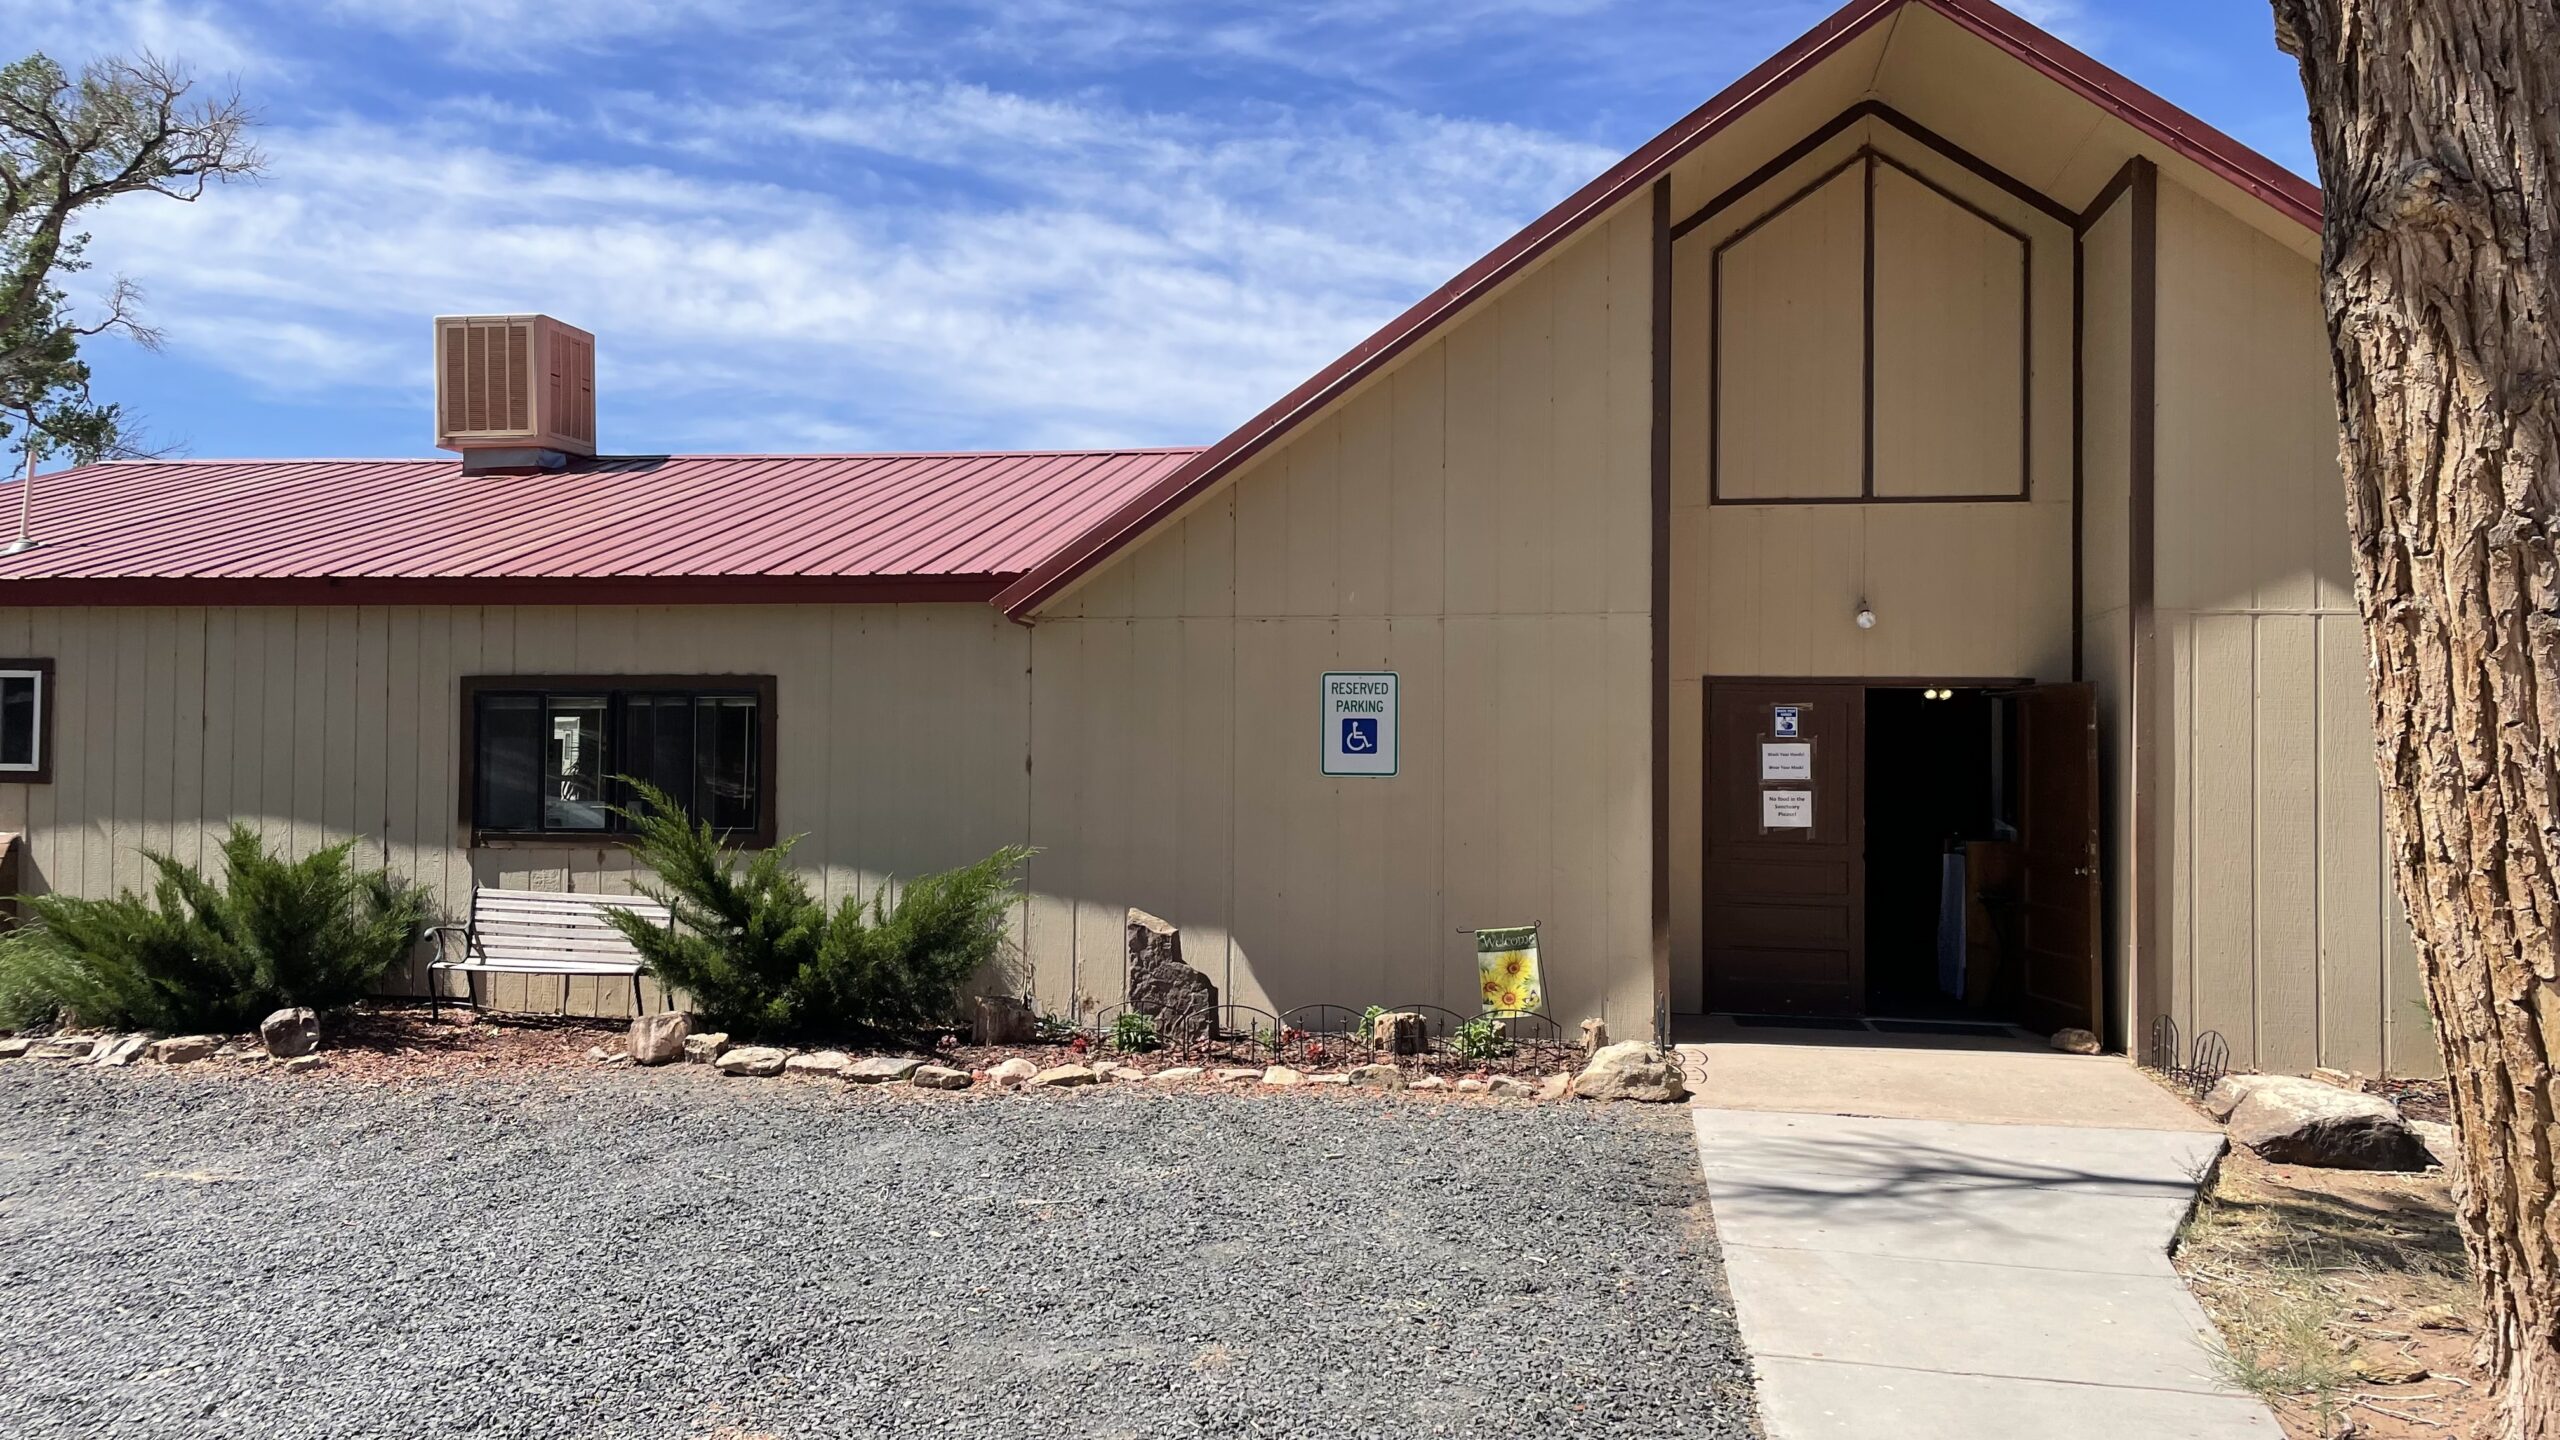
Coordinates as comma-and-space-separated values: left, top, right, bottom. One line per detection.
432, 314, 597, 457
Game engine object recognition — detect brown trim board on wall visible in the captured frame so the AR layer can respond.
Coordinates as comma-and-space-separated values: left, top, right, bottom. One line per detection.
1651, 177, 1675, 1041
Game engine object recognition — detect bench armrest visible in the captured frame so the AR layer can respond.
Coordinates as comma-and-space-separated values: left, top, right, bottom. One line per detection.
424, 923, 472, 966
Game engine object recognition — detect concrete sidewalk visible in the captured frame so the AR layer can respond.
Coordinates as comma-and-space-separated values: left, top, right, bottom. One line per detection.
1687, 1035, 2280, 1439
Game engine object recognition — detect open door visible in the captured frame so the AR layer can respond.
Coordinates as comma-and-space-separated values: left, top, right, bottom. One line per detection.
2013, 683, 2102, 1036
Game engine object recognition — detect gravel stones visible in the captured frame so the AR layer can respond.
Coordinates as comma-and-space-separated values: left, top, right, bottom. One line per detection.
628, 1012, 690, 1066
714, 1046, 788, 1078
259, 1009, 320, 1059
0, 1066, 1752, 1439
1029, 1064, 1099, 1088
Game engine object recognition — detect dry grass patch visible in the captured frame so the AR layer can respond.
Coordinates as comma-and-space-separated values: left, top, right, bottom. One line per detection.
2177, 1145, 2480, 1439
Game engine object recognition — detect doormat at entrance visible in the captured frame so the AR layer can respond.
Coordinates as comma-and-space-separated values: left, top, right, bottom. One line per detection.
1867, 1018, 2025, 1038
1728, 1014, 1871, 1031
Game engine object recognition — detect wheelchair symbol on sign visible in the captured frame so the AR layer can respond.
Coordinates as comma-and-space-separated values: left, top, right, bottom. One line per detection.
1341, 717, 1379, 754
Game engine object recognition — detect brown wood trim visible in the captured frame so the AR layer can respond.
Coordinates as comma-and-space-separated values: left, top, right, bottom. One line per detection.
1707, 146, 2034, 507
2074, 160, 2148, 234
1705, 673, 2035, 689
2070, 229, 2086, 682
1669, 100, 2079, 242
458, 673, 780, 850
0, 575, 1008, 608
1650, 177, 1675, 1043
0, 657, 55, 786
2124, 158, 2159, 1051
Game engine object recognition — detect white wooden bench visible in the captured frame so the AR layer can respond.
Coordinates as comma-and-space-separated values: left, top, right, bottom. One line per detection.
426, 887, 673, 1017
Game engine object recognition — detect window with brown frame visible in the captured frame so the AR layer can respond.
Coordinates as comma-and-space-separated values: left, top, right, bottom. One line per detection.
460, 676, 775, 846
0, 658, 53, 783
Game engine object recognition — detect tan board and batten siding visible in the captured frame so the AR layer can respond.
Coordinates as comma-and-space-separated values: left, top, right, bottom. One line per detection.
2146, 181, 2432, 1077
0, 605, 1032, 1017
1027, 200, 1659, 1033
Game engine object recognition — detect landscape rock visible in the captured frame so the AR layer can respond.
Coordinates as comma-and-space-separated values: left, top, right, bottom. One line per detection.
628, 1012, 691, 1066
1345, 1063, 1405, 1090
1453, 1078, 1490, 1094
684, 1032, 731, 1065
2222, 1075, 2434, 1170
2310, 1066, 2362, 1092
2412, 1120, 2458, 1171
1310, 1073, 1351, 1086
2049, 1027, 2101, 1056
1261, 1065, 1305, 1087
2203, 1073, 2286, 1122
1487, 1077, 1535, 1099
2351, 1353, 2428, 1385
586, 1047, 609, 1062
1030, 1064, 1100, 1088
842, 1056, 921, 1084
2413, 1304, 2468, 1332
1211, 1067, 1261, 1083
1571, 1042, 1689, 1104
259, 1008, 320, 1059
971, 995, 1038, 1046
1580, 1018, 1610, 1056
715, 1046, 788, 1078
90, 1034, 152, 1068
32, 1037, 93, 1060
1410, 1076, 1449, 1091
911, 1065, 974, 1090
0, 1037, 30, 1058
788, 1051, 854, 1079
1126, 908, 1217, 1042
988, 1058, 1041, 1088
1148, 1067, 1205, 1084
1371, 1011, 1428, 1056
146, 1036, 216, 1065
1537, 1073, 1573, 1102
215, 1043, 265, 1064
283, 1054, 325, 1073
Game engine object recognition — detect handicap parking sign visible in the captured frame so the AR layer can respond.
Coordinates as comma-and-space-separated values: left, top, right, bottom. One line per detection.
1322, 672, 1398, 777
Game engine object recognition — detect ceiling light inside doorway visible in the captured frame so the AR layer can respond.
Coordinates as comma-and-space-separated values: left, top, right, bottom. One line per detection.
1855, 601, 1877, 630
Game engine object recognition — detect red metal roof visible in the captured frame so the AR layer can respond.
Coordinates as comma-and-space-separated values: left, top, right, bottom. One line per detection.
0, 449, 1198, 606
992, 0, 2327, 618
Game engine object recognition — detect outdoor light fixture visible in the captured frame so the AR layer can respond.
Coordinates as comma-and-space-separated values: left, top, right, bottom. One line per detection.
1855, 601, 1877, 630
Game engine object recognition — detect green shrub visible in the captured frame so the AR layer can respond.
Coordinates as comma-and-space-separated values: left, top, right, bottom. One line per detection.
606, 779, 1032, 1041
0, 825, 431, 1033
1111, 1011, 1160, 1054
1450, 1017, 1512, 1061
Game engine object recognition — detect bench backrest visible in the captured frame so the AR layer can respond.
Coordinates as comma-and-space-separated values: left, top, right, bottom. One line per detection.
468, 888, 674, 972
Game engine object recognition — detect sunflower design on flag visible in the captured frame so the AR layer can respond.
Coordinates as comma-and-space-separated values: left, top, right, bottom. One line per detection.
1474, 926, 1544, 1017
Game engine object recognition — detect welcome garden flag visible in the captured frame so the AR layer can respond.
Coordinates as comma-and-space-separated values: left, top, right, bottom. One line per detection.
1476, 926, 1545, 1016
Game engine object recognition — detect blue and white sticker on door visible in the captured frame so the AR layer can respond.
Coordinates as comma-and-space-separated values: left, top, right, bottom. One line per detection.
1772, 705, 1801, 739
1322, 672, 1398, 777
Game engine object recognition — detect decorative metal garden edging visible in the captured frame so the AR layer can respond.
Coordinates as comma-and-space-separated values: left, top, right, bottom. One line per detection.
2143, 1014, 2231, 1099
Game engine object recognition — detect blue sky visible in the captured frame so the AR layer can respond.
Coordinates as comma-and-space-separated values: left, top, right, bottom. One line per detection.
19, 0, 2311, 460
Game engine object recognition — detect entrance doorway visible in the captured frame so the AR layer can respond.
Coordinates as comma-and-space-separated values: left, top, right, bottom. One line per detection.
1700, 679, 2101, 1032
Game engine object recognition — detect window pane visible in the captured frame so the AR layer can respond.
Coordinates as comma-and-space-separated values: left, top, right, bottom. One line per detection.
619, 693, 695, 818
545, 696, 609, 831
0, 674, 35, 770
476, 694, 543, 830
694, 695, 759, 833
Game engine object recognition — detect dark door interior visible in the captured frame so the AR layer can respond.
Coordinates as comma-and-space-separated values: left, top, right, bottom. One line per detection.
1702, 682, 1863, 1015
1862, 687, 2001, 1018
2014, 682, 2103, 1034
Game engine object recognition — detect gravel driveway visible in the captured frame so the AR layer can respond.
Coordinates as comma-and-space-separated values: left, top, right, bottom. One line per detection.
0, 1064, 1754, 1439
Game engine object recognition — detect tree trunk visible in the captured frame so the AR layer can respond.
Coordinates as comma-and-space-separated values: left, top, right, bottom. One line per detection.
2273, 3, 2560, 1434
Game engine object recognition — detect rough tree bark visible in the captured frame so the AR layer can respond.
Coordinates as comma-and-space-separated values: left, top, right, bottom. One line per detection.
2273, 3, 2560, 1434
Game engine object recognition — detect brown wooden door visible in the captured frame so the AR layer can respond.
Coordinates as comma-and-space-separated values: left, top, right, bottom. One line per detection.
1702, 682, 1864, 1015
2014, 683, 2102, 1034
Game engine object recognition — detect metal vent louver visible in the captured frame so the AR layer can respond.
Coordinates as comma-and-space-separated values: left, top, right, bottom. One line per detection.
433, 314, 596, 457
